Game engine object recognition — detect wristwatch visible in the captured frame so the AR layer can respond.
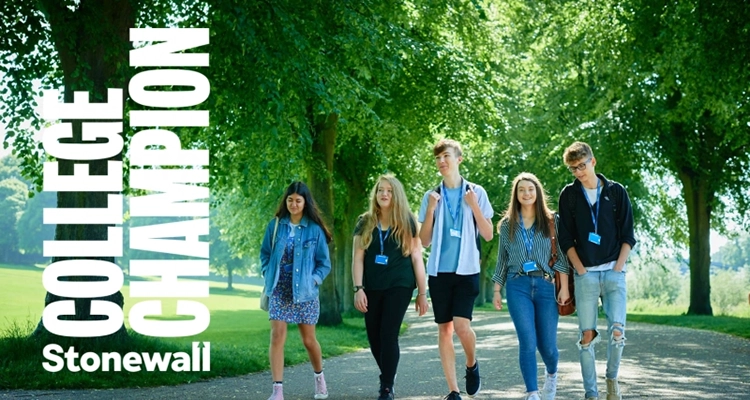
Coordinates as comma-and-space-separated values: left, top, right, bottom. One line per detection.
353, 285, 365, 293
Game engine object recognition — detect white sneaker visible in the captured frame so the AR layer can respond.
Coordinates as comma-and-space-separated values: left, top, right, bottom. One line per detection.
314, 372, 329, 399
267, 383, 283, 400
526, 392, 541, 400
542, 372, 557, 400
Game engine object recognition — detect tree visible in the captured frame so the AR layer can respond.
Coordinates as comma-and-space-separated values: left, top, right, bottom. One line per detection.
616, 0, 750, 315
1, 0, 204, 339
505, 0, 750, 315
0, 155, 24, 182
0, 177, 27, 263
717, 233, 750, 270
16, 190, 56, 261
628, 258, 682, 306
203, 0, 506, 323
209, 211, 250, 290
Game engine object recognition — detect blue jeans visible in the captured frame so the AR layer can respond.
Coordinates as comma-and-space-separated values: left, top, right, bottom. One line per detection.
574, 269, 627, 398
506, 273, 560, 393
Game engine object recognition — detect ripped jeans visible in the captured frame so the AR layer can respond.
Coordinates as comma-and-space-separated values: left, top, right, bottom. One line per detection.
574, 269, 627, 399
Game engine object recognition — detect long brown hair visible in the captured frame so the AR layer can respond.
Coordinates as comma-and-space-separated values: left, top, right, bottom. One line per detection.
356, 174, 416, 256
274, 181, 332, 243
498, 172, 554, 241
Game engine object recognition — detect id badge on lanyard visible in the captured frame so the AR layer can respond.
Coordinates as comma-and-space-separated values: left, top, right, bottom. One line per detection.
522, 261, 538, 273
588, 232, 601, 245
581, 181, 602, 246
376, 222, 390, 265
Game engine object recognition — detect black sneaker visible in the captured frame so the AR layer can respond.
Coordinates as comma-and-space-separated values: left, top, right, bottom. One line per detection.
378, 386, 394, 400
444, 391, 462, 400
465, 360, 481, 397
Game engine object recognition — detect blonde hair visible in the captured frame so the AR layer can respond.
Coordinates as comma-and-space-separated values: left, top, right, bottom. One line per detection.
357, 174, 416, 256
498, 172, 554, 241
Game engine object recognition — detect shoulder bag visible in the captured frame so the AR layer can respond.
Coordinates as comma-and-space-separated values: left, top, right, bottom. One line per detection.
549, 215, 575, 316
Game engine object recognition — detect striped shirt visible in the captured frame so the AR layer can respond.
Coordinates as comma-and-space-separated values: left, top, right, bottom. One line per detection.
492, 214, 569, 288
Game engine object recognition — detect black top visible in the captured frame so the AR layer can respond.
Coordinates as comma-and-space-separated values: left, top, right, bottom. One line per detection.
558, 173, 637, 267
354, 215, 418, 291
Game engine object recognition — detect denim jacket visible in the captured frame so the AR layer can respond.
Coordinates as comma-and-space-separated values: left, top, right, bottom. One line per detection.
260, 215, 331, 304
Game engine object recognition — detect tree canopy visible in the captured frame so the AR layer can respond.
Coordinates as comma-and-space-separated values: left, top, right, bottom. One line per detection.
2, 0, 747, 323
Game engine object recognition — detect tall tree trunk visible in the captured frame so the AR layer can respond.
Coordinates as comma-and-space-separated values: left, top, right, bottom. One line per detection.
33, 0, 135, 340
679, 169, 713, 315
335, 181, 367, 315
307, 112, 342, 326
227, 267, 234, 290
333, 217, 352, 314
476, 238, 496, 306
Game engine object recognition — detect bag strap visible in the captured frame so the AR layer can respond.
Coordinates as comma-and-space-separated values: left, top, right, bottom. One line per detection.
548, 214, 557, 268
271, 217, 279, 250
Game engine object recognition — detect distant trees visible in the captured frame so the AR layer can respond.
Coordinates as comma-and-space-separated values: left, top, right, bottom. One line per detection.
0, 155, 53, 264
716, 234, 750, 271
0, 176, 27, 263
628, 259, 683, 306
15, 190, 56, 261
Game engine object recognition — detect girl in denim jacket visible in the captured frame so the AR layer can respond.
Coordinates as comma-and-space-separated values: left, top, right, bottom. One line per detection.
260, 182, 332, 400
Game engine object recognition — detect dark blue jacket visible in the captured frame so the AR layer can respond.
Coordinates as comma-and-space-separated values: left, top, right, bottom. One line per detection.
558, 174, 636, 267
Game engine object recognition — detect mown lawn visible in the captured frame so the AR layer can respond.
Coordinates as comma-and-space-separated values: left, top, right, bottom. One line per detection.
0, 263, 368, 390
475, 299, 750, 340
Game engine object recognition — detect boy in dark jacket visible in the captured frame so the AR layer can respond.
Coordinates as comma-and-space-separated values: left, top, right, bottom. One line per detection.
558, 142, 636, 400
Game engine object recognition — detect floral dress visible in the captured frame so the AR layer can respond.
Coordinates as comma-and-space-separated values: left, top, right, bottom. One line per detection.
268, 229, 320, 324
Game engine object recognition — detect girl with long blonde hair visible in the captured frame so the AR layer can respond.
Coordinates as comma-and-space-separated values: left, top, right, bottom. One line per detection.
352, 174, 429, 400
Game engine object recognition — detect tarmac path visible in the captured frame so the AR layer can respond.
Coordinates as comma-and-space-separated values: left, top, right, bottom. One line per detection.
2, 310, 749, 399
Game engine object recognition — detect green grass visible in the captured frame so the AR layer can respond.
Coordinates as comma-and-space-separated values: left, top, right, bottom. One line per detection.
475, 298, 750, 340
0, 263, 47, 326
627, 313, 750, 340
3, 263, 748, 389
0, 263, 369, 390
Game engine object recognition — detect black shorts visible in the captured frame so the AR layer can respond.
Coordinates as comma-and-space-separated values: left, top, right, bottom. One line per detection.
428, 272, 480, 324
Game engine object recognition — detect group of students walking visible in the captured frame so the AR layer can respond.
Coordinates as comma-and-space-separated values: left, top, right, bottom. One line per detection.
259, 139, 636, 400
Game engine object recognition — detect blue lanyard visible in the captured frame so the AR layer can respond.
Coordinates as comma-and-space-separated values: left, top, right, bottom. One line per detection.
580, 180, 601, 234
442, 182, 461, 229
519, 210, 535, 259
377, 221, 391, 255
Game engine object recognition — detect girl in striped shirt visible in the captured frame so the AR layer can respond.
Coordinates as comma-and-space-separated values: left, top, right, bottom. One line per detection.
492, 172, 570, 400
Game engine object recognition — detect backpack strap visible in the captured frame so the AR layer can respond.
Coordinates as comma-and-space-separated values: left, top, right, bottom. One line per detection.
431, 181, 482, 252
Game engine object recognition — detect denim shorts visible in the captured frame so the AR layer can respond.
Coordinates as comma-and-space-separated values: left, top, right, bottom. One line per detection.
428, 272, 480, 324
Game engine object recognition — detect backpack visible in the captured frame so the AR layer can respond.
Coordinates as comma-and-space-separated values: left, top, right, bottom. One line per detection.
433, 183, 482, 252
